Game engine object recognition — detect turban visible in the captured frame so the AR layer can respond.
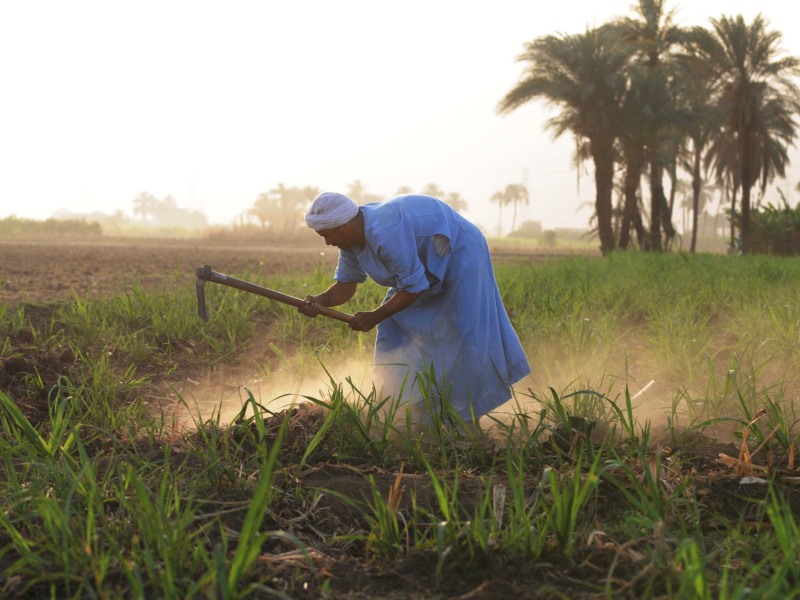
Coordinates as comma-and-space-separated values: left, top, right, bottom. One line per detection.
304, 192, 359, 231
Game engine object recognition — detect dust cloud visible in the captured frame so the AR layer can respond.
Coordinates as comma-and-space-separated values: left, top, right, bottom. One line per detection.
491, 339, 800, 445
155, 336, 800, 443
487, 341, 686, 435
156, 355, 377, 430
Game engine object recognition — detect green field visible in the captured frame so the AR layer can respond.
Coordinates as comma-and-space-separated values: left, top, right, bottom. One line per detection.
3, 251, 800, 598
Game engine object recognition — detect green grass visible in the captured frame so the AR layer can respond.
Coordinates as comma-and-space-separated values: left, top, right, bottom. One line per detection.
3, 251, 800, 597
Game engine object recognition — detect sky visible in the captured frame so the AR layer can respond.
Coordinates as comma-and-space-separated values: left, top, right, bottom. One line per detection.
1, 0, 799, 234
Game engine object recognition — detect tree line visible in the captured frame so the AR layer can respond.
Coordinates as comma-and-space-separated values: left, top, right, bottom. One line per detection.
499, 0, 800, 255
490, 184, 530, 237
131, 192, 208, 229
244, 181, 478, 235
0, 216, 102, 238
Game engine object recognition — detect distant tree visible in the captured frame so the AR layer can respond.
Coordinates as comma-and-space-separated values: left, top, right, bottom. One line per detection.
105, 210, 127, 235
249, 192, 274, 228
422, 183, 446, 199
444, 192, 468, 214
678, 179, 718, 240
248, 185, 320, 233
504, 184, 530, 233
508, 220, 543, 238
347, 180, 367, 203
180, 209, 208, 230
132, 192, 158, 221
130, 192, 206, 229
674, 38, 720, 253
301, 185, 320, 205
152, 194, 179, 224
490, 189, 508, 236
269, 183, 310, 234
396, 185, 413, 195
346, 180, 382, 203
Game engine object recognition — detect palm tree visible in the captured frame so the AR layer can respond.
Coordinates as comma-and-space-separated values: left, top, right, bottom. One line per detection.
444, 192, 468, 214
674, 43, 720, 252
499, 25, 630, 254
701, 122, 743, 251
675, 179, 692, 233
132, 192, 158, 221
249, 192, 274, 228
489, 190, 507, 237
422, 183, 446, 199
692, 14, 800, 253
504, 184, 529, 234
268, 183, 308, 235
347, 180, 367, 203
301, 185, 320, 205
618, 0, 685, 251
616, 63, 665, 249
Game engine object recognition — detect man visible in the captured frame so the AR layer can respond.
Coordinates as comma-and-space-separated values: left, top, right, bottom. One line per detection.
299, 191, 530, 421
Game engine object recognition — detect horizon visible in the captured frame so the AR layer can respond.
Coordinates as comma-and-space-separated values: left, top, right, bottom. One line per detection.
1, 0, 799, 235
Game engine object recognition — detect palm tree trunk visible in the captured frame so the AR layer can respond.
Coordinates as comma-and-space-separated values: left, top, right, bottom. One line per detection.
661, 189, 676, 241
634, 202, 647, 246
729, 187, 738, 252
511, 201, 518, 234
592, 137, 616, 255
682, 199, 688, 238
620, 160, 642, 249
690, 150, 702, 253
690, 181, 700, 253
740, 182, 753, 253
668, 176, 677, 222
649, 162, 663, 251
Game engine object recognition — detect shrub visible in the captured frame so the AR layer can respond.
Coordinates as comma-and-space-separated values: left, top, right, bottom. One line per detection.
749, 196, 800, 255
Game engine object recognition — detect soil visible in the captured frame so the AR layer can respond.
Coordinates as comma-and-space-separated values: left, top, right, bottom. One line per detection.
206, 406, 800, 599
0, 238, 340, 306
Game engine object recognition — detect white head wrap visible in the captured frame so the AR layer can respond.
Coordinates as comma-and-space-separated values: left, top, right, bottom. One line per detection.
304, 192, 359, 231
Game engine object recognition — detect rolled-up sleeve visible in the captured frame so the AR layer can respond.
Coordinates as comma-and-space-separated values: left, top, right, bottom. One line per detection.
376, 218, 430, 293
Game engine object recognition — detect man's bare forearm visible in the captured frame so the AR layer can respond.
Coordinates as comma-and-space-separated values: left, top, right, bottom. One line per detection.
348, 290, 423, 332
314, 281, 357, 307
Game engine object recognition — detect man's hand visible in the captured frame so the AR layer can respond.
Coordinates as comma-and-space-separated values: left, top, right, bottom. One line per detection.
348, 290, 424, 331
298, 295, 322, 318
297, 282, 358, 319
348, 310, 382, 332
298, 284, 420, 331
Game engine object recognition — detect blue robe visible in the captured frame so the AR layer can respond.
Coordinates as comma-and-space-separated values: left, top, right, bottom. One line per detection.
334, 194, 531, 419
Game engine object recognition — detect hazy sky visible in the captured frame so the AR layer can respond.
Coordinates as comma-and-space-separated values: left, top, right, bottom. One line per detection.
2, 1, 799, 232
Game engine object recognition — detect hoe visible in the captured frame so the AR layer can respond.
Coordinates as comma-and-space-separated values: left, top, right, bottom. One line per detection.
195, 264, 353, 324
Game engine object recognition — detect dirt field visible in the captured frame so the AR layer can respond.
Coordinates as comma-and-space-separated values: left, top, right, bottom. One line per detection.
0, 238, 341, 306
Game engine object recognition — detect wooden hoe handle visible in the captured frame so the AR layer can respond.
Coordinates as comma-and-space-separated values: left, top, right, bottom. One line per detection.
195, 264, 353, 324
